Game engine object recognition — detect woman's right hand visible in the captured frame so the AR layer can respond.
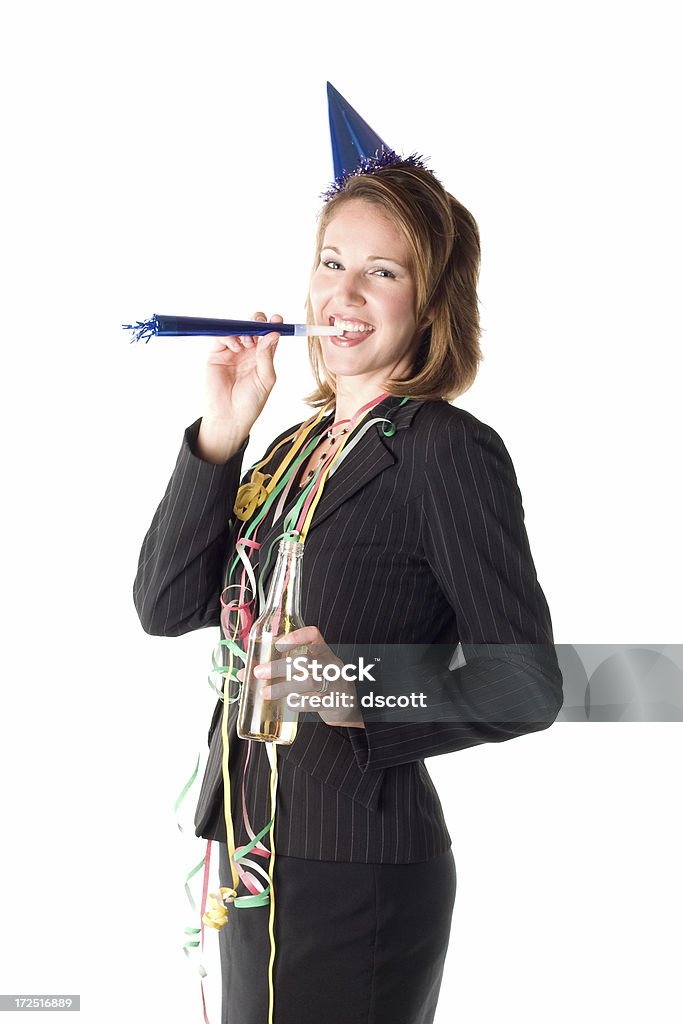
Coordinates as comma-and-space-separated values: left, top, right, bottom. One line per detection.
196, 311, 282, 463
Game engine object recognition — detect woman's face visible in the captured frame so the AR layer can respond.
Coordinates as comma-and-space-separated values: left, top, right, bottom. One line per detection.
309, 198, 421, 393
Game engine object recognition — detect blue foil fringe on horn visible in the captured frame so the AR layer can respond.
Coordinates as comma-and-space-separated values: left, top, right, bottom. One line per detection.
122, 316, 159, 343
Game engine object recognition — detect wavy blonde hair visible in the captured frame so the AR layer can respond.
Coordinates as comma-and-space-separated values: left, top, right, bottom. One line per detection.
303, 163, 483, 407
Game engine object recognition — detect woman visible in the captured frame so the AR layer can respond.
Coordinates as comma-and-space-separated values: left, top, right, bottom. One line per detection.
134, 161, 563, 1024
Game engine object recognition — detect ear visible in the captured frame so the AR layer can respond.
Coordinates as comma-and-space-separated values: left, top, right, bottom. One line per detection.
417, 305, 436, 332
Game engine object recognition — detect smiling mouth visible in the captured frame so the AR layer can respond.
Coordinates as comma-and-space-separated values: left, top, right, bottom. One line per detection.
328, 315, 375, 341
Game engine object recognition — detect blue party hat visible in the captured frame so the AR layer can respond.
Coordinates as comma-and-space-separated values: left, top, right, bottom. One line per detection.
326, 82, 392, 180
323, 83, 427, 201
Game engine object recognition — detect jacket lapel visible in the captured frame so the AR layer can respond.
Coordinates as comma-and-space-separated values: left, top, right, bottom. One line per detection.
254, 397, 425, 599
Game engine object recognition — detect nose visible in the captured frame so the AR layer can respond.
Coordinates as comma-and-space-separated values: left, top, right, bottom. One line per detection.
333, 270, 366, 308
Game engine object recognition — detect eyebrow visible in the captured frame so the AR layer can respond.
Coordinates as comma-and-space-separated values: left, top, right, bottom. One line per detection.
321, 245, 407, 268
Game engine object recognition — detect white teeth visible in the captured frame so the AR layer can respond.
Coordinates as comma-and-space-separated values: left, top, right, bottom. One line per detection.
332, 318, 373, 333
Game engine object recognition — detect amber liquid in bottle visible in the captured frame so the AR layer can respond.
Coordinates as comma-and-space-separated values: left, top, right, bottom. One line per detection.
237, 539, 306, 744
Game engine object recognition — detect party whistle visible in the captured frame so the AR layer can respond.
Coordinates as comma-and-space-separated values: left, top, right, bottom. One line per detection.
122, 314, 338, 344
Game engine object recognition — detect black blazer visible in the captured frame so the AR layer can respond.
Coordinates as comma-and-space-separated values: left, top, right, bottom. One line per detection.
134, 395, 563, 864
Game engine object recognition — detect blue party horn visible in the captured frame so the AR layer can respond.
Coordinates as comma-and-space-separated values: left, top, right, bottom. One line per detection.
123, 314, 338, 344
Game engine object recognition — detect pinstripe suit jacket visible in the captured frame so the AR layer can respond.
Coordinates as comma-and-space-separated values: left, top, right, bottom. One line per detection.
134, 395, 562, 863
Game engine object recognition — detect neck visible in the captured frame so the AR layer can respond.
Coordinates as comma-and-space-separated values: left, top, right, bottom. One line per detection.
332, 378, 389, 428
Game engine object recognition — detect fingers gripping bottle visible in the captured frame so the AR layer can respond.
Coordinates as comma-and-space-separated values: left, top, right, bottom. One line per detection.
237, 539, 306, 744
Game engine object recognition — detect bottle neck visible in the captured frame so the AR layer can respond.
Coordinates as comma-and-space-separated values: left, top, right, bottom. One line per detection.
263, 540, 304, 621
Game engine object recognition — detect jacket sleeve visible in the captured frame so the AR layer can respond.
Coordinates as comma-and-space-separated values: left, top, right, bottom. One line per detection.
133, 418, 249, 636
348, 411, 564, 771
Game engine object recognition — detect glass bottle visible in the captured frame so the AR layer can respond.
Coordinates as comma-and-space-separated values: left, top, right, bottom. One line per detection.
237, 539, 306, 744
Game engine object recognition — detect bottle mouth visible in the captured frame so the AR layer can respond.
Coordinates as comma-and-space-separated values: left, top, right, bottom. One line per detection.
279, 538, 305, 555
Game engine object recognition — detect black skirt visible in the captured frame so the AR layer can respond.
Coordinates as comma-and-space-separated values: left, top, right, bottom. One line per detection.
217, 844, 457, 1024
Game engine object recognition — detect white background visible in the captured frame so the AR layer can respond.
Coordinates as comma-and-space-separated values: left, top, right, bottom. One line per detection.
1, 0, 681, 1021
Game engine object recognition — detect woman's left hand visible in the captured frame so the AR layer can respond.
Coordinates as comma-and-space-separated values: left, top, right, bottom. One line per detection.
252, 626, 365, 729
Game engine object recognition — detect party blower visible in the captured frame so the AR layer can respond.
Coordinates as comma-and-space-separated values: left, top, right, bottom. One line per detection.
122, 314, 339, 344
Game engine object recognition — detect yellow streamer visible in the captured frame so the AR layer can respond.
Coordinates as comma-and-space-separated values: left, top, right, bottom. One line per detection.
203, 887, 237, 930
234, 470, 272, 521
298, 416, 360, 541
233, 406, 331, 521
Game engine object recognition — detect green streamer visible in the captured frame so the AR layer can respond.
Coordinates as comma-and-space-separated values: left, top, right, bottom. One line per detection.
174, 753, 200, 833
183, 854, 207, 912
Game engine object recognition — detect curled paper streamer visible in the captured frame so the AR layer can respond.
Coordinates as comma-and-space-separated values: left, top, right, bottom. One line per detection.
234, 471, 272, 522
202, 888, 237, 931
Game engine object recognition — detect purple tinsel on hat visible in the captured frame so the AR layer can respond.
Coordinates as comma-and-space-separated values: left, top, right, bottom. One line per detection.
320, 150, 430, 202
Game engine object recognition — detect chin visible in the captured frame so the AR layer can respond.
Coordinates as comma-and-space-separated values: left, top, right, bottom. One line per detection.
321, 354, 374, 377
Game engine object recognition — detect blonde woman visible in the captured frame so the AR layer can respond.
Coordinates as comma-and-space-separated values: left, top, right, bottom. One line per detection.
135, 159, 562, 1024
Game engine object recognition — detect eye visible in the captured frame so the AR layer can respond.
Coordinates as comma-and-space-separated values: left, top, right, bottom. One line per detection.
372, 267, 397, 279
322, 259, 343, 270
